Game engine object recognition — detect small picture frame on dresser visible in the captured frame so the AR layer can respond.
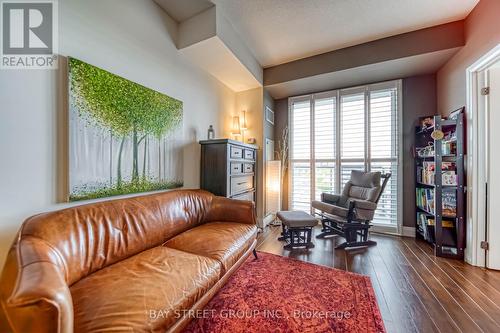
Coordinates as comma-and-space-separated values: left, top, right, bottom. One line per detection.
265, 106, 274, 125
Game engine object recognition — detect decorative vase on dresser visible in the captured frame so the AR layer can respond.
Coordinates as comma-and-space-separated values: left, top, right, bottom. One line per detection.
199, 139, 258, 203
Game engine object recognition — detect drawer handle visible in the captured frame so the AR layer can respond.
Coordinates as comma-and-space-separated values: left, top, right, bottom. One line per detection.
237, 182, 246, 185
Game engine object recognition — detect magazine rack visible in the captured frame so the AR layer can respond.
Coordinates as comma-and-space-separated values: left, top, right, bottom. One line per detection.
414, 112, 465, 259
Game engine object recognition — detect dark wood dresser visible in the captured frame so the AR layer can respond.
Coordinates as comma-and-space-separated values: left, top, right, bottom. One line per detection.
199, 139, 258, 203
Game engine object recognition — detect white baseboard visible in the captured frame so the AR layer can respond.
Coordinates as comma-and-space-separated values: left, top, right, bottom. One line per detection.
261, 214, 275, 228
402, 226, 416, 238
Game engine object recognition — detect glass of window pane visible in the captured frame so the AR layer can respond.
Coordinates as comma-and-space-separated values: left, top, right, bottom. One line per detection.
291, 100, 311, 160
314, 97, 336, 160
291, 162, 311, 212
341, 93, 365, 159
370, 89, 397, 159
371, 161, 398, 225
315, 162, 335, 200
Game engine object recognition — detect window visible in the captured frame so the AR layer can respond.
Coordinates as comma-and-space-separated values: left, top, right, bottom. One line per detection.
289, 81, 401, 228
290, 99, 311, 212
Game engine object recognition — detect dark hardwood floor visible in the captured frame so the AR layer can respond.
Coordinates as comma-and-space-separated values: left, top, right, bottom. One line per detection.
256, 225, 500, 333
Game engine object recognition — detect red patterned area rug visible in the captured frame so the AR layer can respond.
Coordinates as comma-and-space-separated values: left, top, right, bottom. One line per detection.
183, 252, 386, 333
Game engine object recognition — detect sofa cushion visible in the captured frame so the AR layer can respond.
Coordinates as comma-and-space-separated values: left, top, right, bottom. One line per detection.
70, 246, 221, 333
164, 222, 257, 275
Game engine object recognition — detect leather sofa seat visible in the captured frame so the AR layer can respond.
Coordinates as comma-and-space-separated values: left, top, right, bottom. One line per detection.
71, 246, 221, 333
164, 222, 257, 275
0, 190, 258, 333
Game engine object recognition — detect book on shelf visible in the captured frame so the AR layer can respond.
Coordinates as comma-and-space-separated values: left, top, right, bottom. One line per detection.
416, 161, 457, 186
427, 219, 454, 228
415, 188, 457, 216
416, 188, 434, 213
416, 212, 428, 240
417, 212, 455, 244
442, 190, 457, 217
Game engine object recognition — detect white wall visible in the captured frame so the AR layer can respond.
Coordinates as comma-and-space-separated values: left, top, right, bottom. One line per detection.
0, 0, 237, 267
235, 87, 264, 224
437, 0, 500, 115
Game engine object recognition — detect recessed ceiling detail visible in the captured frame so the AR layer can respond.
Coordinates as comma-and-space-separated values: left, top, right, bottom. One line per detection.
264, 21, 465, 86
155, 1, 263, 92
153, 0, 213, 22
213, 0, 479, 67
153, 0, 477, 97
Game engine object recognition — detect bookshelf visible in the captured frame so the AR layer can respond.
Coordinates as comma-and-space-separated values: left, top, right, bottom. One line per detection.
414, 113, 465, 259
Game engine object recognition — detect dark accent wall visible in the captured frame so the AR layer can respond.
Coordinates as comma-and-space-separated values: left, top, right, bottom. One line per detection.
402, 74, 437, 227
274, 98, 289, 210
264, 89, 275, 146
273, 74, 437, 228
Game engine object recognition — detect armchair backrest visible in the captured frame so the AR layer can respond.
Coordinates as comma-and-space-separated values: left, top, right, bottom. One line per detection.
342, 170, 390, 203
376, 173, 392, 204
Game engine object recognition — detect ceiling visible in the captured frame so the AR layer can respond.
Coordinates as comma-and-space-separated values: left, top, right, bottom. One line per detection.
180, 36, 261, 91
153, 0, 213, 22
213, 0, 479, 67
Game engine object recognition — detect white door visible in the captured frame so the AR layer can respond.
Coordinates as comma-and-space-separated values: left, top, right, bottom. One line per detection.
486, 63, 500, 269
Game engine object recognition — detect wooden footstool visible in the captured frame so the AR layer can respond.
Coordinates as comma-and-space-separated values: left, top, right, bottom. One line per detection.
277, 211, 317, 250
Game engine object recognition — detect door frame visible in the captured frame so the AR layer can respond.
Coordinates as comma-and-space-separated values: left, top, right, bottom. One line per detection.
466, 43, 500, 266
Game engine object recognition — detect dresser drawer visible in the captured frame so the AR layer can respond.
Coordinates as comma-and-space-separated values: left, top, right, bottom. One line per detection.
243, 163, 254, 173
230, 162, 243, 174
230, 146, 243, 159
230, 175, 254, 195
244, 149, 255, 160
232, 191, 254, 202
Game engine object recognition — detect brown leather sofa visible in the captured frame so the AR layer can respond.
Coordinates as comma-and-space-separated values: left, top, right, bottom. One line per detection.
0, 189, 258, 333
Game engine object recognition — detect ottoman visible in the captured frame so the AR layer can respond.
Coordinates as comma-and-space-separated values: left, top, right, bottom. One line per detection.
277, 211, 318, 249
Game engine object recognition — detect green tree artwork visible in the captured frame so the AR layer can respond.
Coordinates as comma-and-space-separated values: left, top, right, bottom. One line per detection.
68, 57, 183, 201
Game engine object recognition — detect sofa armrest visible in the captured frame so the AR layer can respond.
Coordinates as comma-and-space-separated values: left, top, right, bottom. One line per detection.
204, 196, 256, 225
1, 237, 73, 333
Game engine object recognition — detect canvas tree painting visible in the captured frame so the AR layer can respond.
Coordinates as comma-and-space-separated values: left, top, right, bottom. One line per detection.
68, 57, 183, 201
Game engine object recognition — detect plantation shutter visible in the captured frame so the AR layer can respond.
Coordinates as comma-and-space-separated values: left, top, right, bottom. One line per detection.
289, 80, 401, 228
290, 98, 311, 212
314, 95, 336, 200
340, 91, 366, 189
369, 87, 399, 225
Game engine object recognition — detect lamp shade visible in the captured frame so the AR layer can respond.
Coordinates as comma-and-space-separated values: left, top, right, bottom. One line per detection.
265, 160, 281, 215
231, 116, 241, 135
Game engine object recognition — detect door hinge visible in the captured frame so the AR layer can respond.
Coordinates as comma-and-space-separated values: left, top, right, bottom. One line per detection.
480, 241, 489, 250
481, 87, 490, 95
